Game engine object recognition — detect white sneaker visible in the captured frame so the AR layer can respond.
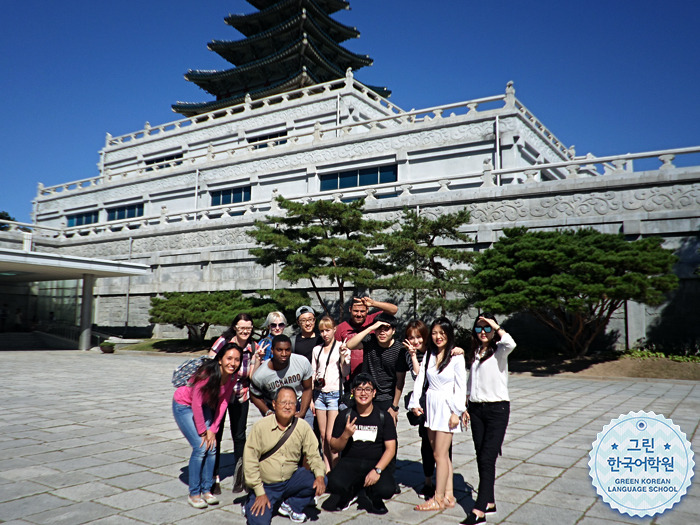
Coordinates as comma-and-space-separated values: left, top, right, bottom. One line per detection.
187, 495, 208, 509
278, 501, 307, 523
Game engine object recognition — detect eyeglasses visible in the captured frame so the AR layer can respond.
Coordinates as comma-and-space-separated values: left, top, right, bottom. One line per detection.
299, 317, 315, 325
270, 323, 286, 329
353, 386, 374, 394
474, 326, 493, 334
275, 400, 296, 407
235, 326, 253, 332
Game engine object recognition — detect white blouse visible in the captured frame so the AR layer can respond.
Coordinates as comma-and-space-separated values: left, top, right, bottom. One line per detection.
467, 332, 516, 403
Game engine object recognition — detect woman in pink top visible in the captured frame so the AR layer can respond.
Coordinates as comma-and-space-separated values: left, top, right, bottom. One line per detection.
173, 344, 241, 509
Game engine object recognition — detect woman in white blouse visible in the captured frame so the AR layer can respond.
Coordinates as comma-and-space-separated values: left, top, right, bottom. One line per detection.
409, 317, 466, 511
460, 313, 516, 525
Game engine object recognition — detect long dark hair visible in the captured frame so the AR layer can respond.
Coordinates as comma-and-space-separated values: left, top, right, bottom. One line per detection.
221, 313, 254, 347
428, 317, 456, 373
467, 312, 501, 366
190, 343, 242, 408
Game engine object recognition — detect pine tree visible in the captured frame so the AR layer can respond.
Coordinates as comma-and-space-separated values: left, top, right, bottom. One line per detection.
249, 196, 390, 320
378, 208, 474, 318
469, 228, 679, 357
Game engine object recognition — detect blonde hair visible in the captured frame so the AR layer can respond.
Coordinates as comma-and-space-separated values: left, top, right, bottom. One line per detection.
317, 315, 336, 330
262, 311, 287, 328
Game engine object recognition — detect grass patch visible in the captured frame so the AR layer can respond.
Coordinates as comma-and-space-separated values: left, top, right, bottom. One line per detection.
120, 338, 210, 354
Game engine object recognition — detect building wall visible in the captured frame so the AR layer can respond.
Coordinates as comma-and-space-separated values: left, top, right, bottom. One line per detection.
28, 79, 700, 348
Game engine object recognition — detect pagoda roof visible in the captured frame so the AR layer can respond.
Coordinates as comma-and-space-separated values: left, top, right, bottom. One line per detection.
172, 71, 390, 117
226, 0, 358, 40
185, 37, 348, 98
247, 0, 349, 15
208, 12, 372, 69
172, 69, 319, 116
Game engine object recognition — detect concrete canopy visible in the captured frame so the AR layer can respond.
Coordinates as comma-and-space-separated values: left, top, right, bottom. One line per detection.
0, 248, 150, 351
0, 248, 150, 283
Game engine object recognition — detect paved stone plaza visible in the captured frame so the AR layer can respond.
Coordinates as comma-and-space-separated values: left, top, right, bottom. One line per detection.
0, 350, 697, 525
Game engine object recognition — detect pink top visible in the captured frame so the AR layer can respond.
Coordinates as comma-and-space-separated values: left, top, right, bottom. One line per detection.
211, 337, 254, 402
173, 376, 235, 435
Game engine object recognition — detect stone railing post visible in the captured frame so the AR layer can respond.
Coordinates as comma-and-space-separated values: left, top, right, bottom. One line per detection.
524, 169, 538, 184
505, 81, 516, 107
481, 159, 496, 187
659, 154, 676, 170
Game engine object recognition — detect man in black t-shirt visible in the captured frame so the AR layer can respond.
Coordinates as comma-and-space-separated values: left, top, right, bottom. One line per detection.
324, 373, 396, 515
346, 313, 407, 424
292, 305, 323, 363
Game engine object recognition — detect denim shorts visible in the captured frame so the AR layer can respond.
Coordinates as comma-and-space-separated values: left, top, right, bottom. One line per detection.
313, 390, 340, 411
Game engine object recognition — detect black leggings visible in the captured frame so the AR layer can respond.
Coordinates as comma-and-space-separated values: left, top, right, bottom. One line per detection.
468, 401, 509, 513
214, 398, 249, 477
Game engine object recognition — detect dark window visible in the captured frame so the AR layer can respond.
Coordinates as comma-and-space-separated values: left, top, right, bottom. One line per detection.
319, 165, 397, 192
144, 152, 183, 171
248, 130, 287, 149
211, 186, 252, 206
107, 203, 144, 222
67, 211, 99, 227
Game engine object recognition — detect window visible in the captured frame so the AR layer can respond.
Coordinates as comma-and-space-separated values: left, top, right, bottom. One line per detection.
144, 152, 183, 171
107, 203, 144, 221
247, 130, 287, 149
66, 211, 99, 227
211, 186, 252, 206
320, 164, 397, 192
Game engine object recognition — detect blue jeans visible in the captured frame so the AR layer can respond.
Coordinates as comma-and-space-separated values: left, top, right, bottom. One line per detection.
173, 400, 215, 496
245, 468, 318, 525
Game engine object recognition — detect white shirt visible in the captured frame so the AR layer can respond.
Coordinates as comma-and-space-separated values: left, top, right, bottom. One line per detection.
467, 332, 516, 403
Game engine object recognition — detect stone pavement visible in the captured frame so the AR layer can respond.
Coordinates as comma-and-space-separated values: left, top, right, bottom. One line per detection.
0, 350, 698, 525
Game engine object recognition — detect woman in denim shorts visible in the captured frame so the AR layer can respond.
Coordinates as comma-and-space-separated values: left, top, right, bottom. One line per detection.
312, 315, 350, 472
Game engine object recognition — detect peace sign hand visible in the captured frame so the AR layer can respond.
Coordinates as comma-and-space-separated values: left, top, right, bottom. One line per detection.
343, 414, 357, 438
402, 339, 416, 357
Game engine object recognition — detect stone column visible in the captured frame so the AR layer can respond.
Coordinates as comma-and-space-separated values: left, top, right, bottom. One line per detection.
79, 274, 96, 351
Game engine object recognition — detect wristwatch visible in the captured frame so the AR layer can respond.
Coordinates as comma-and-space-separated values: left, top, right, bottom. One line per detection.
374, 467, 382, 475
390, 404, 399, 411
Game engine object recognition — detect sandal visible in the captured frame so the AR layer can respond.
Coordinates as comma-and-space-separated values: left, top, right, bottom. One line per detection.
414, 496, 445, 511
444, 494, 457, 508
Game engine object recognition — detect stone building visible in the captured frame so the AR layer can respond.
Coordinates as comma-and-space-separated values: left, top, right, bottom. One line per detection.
4, 0, 699, 348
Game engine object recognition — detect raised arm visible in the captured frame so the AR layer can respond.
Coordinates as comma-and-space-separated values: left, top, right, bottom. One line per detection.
359, 296, 398, 316
346, 321, 378, 350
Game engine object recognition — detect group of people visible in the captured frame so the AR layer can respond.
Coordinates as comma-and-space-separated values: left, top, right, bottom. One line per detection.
171, 297, 516, 525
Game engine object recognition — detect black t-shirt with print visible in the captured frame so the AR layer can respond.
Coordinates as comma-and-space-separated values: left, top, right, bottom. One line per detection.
332, 406, 397, 462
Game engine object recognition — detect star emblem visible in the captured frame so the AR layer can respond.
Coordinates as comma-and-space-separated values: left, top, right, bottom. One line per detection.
664, 443, 671, 450
611, 443, 618, 450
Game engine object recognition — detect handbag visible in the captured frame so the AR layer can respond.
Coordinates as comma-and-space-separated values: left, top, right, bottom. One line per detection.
405, 352, 429, 426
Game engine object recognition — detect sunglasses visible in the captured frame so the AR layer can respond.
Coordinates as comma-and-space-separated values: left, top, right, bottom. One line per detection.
474, 326, 493, 334
269, 323, 286, 329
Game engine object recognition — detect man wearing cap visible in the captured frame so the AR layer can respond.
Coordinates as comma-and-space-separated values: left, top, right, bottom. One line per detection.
335, 297, 398, 382
292, 306, 323, 363
345, 313, 407, 425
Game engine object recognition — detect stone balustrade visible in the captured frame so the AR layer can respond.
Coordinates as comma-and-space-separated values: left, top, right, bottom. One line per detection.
38, 82, 518, 197
31, 144, 697, 240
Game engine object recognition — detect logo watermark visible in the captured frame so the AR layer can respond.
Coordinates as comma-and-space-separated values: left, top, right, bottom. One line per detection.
589, 411, 694, 517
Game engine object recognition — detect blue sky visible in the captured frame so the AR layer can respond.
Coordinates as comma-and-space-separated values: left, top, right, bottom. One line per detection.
1, 0, 699, 223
